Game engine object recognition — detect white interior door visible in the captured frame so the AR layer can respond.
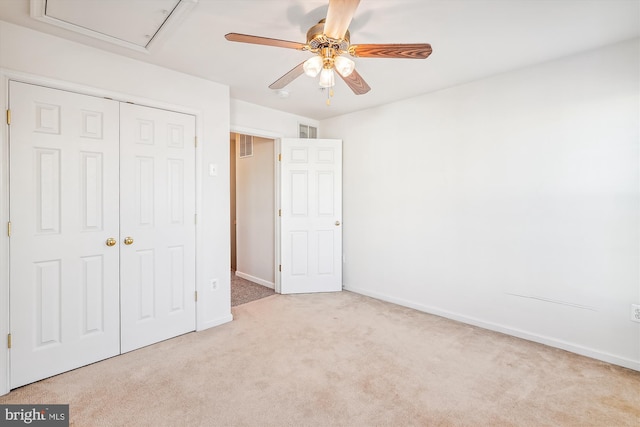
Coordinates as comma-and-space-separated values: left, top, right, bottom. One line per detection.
279, 138, 342, 294
119, 103, 196, 353
9, 81, 120, 388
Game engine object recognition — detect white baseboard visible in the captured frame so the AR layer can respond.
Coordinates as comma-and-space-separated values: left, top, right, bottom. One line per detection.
196, 313, 233, 331
344, 284, 640, 372
235, 271, 275, 289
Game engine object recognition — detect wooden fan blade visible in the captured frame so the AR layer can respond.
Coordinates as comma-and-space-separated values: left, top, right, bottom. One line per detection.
225, 33, 306, 50
351, 43, 433, 59
324, 0, 361, 40
269, 62, 306, 89
338, 69, 370, 95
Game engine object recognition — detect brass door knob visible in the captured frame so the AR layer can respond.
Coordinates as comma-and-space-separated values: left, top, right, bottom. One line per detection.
106, 238, 117, 247
335, 221, 341, 226
124, 237, 134, 245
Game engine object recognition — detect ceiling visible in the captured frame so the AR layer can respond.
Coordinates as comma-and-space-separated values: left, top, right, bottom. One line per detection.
0, 0, 638, 120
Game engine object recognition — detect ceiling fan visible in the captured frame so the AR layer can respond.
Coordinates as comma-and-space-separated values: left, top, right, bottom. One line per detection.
225, 0, 432, 103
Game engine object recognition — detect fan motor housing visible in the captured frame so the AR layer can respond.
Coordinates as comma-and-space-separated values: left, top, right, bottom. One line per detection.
306, 19, 350, 52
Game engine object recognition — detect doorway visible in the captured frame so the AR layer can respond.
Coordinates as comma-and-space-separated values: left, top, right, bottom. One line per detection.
230, 133, 276, 305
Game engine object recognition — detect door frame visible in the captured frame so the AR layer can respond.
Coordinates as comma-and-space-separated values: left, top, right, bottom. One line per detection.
0, 69, 204, 396
230, 125, 283, 293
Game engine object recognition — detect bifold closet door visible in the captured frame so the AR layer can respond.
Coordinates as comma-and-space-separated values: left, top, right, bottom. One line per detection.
119, 103, 196, 353
9, 81, 121, 388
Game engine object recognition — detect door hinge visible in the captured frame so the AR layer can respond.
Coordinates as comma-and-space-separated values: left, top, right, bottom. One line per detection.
7, 221, 11, 237
278, 209, 281, 217
7, 334, 11, 349
279, 264, 282, 272
194, 136, 198, 148
195, 291, 198, 302
6, 109, 11, 125
194, 214, 197, 225
278, 153, 282, 161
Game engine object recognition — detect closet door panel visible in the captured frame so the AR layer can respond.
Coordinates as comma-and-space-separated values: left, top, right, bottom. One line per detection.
119, 103, 196, 353
9, 81, 120, 388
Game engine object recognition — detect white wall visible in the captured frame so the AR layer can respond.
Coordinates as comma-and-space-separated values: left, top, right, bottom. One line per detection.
231, 99, 319, 138
320, 38, 640, 370
0, 21, 232, 395
235, 135, 275, 288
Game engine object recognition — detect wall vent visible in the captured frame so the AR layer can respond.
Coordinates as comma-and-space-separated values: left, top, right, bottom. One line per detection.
299, 124, 317, 139
239, 134, 253, 158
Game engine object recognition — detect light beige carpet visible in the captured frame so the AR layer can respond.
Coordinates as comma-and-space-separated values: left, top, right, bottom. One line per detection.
1, 291, 638, 426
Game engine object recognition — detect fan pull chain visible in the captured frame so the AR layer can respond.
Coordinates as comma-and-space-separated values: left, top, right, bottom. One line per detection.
326, 88, 335, 106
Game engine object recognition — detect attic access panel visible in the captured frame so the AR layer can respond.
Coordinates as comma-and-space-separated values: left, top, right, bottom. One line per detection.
30, 0, 197, 53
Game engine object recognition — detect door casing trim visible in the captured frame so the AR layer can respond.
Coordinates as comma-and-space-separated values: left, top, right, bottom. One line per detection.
230, 126, 284, 294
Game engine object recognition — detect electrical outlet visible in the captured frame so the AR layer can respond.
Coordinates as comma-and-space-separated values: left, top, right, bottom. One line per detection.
631, 304, 640, 323
209, 279, 218, 291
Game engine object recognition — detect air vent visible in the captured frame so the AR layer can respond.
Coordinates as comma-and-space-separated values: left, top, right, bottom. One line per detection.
299, 124, 317, 139
239, 134, 253, 158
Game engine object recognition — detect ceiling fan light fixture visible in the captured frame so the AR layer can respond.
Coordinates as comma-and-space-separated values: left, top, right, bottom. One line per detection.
303, 56, 323, 77
334, 55, 355, 77
319, 68, 335, 88
226, 0, 431, 99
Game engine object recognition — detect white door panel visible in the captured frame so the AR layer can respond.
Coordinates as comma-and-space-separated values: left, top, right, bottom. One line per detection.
280, 138, 342, 294
9, 81, 120, 388
9, 82, 198, 388
119, 103, 196, 353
